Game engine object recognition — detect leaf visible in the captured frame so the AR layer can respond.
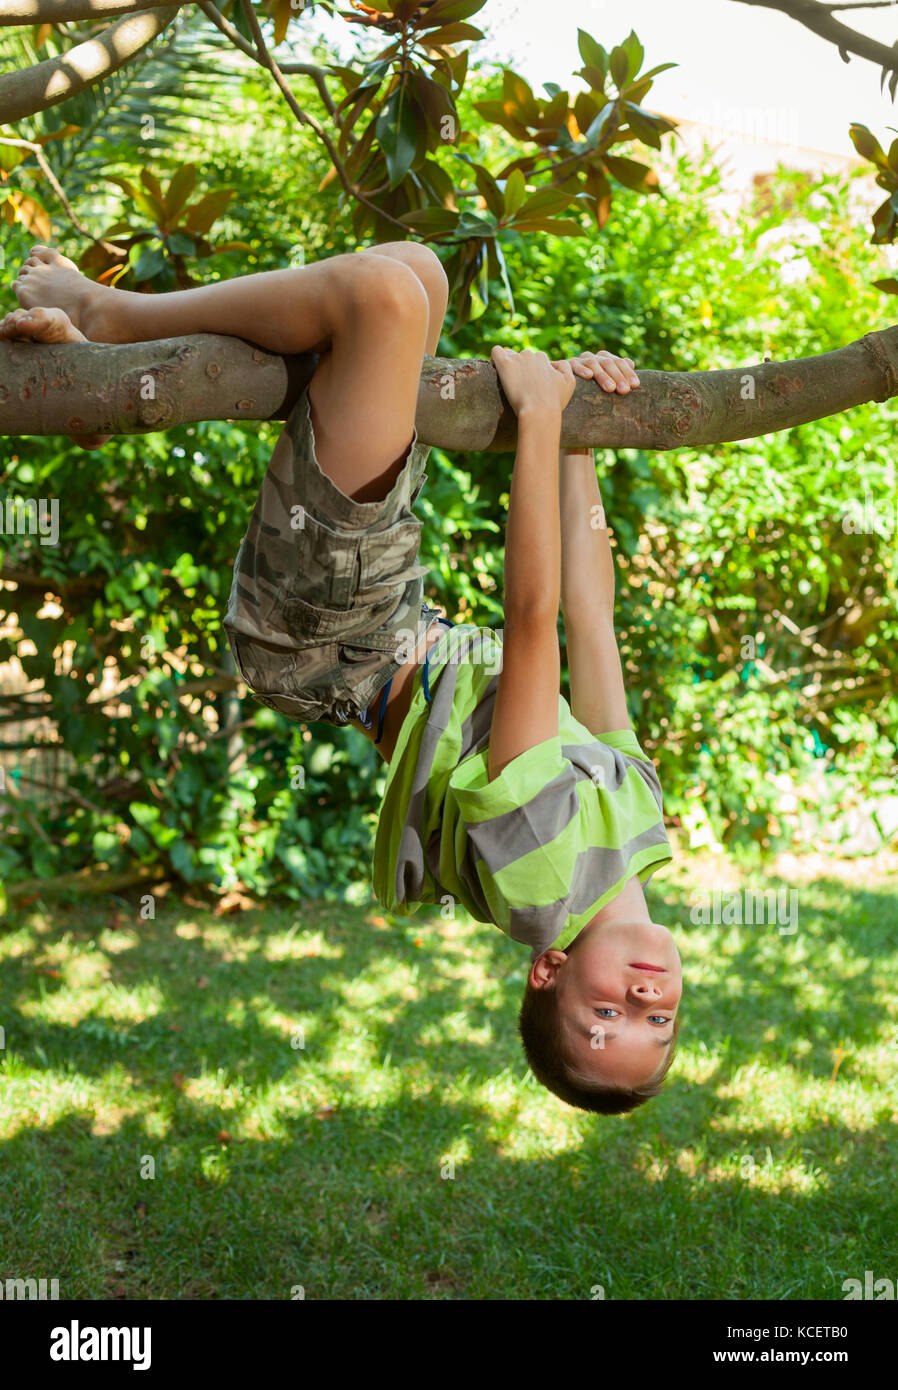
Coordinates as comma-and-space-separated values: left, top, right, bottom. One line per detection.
872, 277, 898, 293
421, 22, 484, 45
604, 154, 660, 193
573, 91, 600, 138
623, 103, 673, 149
502, 69, 539, 124
167, 231, 196, 256
0, 144, 29, 175
410, 67, 454, 132
461, 169, 495, 219
503, 168, 526, 214
620, 30, 645, 82
508, 217, 583, 237
490, 237, 515, 315
638, 62, 679, 83
396, 206, 460, 232
577, 29, 608, 82
183, 188, 235, 235
376, 84, 421, 188
169, 839, 195, 880
472, 99, 529, 140
849, 123, 889, 171
164, 164, 198, 222
610, 45, 630, 90
584, 103, 618, 149
140, 168, 165, 208
418, 0, 487, 25
272, 0, 294, 45
6, 191, 51, 240
517, 187, 575, 217
106, 175, 140, 201
131, 245, 166, 281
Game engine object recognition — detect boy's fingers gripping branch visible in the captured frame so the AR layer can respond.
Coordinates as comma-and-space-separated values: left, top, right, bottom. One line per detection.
568, 349, 640, 394
491, 345, 576, 417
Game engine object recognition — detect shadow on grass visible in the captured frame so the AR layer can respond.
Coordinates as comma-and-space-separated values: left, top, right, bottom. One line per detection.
0, 872, 895, 1298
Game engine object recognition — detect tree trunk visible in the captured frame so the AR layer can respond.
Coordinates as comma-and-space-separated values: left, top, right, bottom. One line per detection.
2, 327, 898, 452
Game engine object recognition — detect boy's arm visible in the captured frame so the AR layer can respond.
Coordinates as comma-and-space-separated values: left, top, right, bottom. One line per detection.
560, 447, 631, 734
488, 407, 563, 782
487, 347, 575, 783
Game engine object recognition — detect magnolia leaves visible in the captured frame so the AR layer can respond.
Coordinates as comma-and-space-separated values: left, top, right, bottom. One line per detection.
79, 165, 250, 292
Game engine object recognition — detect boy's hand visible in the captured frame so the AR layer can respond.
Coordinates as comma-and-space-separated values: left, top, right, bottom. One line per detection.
565, 349, 640, 394
491, 345, 576, 417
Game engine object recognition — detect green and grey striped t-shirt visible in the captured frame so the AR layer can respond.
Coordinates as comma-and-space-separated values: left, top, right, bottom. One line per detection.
372, 624, 672, 958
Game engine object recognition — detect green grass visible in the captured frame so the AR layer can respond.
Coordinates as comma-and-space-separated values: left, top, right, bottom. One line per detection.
0, 851, 896, 1300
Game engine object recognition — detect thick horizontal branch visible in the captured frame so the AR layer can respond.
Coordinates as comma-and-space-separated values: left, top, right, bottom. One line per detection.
0, 4, 182, 125
0, 0, 184, 22
2, 327, 898, 451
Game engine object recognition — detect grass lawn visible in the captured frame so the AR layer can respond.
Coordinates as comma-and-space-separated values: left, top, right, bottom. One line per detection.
0, 848, 896, 1301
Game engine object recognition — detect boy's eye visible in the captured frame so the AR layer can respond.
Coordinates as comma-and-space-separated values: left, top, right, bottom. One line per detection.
594, 1008, 618, 1018
648, 1016, 670, 1025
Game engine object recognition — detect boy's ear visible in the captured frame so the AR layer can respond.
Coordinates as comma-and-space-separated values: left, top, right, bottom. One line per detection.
529, 949, 566, 989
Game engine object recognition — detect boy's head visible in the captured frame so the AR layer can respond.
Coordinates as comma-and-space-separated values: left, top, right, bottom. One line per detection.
518, 917, 682, 1114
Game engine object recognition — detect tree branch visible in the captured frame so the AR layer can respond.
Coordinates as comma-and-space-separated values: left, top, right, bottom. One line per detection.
0, 0, 183, 22
196, 0, 338, 120
2, 328, 898, 451
236, 0, 409, 232
0, 4, 183, 125
730, 0, 898, 74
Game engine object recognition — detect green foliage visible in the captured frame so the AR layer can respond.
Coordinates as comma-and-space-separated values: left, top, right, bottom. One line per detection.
1, 17, 896, 901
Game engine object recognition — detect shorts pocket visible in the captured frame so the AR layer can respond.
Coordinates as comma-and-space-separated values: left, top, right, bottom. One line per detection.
283, 588, 399, 642
230, 634, 324, 717
287, 508, 359, 611
358, 516, 425, 596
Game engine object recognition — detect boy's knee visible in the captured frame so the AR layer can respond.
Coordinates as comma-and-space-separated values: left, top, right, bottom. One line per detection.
339, 252, 430, 328
395, 242, 449, 306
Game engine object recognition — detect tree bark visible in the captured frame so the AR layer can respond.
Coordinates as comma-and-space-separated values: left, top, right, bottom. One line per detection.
2, 327, 898, 451
0, 0, 184, 22
0, 5, 183, 125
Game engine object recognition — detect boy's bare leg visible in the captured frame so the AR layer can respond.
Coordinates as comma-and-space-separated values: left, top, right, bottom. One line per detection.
10, 242, 448, 502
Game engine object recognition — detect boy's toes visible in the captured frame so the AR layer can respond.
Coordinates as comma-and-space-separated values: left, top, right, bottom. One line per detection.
0, 305, 76, 342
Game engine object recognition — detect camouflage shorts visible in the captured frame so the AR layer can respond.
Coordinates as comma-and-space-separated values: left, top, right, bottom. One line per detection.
223, 384, 441, 728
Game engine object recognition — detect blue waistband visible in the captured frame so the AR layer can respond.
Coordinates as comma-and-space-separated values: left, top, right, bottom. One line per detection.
364, 615, 456, 744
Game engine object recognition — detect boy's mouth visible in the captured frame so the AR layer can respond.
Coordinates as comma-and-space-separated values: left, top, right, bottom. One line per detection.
629, 962, 667, 973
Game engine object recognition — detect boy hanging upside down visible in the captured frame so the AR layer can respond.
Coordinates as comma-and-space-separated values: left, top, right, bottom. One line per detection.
2, 241, 681, 1115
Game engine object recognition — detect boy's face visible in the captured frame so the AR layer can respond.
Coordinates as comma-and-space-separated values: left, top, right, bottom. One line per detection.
531, 919, 682, 1089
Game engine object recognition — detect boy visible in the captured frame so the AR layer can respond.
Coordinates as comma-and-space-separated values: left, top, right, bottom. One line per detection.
2, 241, 681, 1115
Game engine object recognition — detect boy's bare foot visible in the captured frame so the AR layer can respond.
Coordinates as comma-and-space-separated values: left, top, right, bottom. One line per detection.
11, 245, 120, 343
0, 305, 111, 448
0, 303, 87, 344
